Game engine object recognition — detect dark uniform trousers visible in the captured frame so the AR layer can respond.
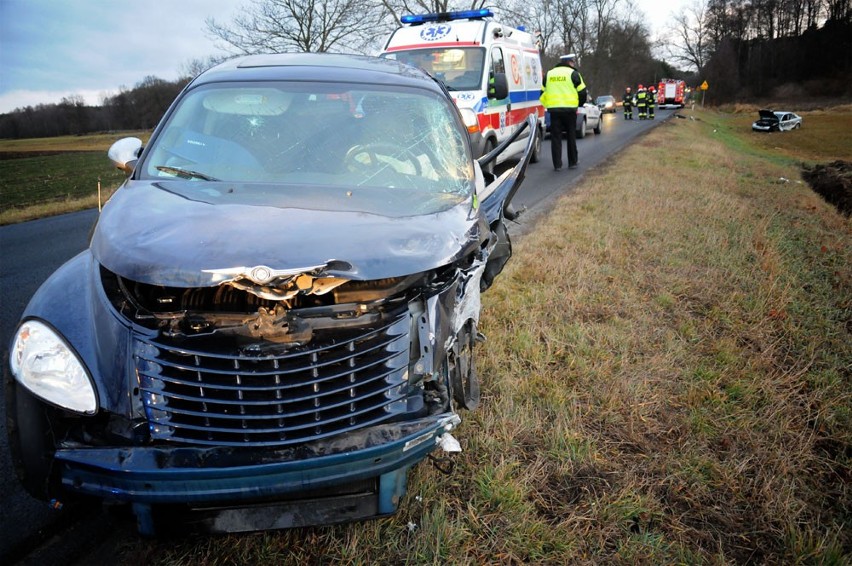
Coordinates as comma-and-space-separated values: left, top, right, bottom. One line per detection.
550, 109, 578, 169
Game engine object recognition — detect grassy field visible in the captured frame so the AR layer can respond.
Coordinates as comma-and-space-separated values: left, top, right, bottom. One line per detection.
77, 109, 849, 564
0, 131, 150, 224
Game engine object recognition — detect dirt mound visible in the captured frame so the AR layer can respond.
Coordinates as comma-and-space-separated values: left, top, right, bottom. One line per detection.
801, 160, 852, 216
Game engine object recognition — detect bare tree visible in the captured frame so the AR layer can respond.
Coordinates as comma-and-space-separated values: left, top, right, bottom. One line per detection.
502, 0, 560, 56
666, 0, 712, 71
180, 56, 230, 81
206, 0, 391, 54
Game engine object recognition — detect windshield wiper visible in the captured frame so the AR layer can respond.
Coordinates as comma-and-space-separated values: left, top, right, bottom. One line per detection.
155, 165, 219, 181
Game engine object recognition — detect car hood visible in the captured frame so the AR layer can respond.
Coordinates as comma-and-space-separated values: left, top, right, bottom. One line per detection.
91, 181, 485, 287
757, 109, 778, 120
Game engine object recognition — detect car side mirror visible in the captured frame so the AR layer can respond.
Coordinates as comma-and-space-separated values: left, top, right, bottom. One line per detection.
488, 73, 509, 100
108, 137, 143, 176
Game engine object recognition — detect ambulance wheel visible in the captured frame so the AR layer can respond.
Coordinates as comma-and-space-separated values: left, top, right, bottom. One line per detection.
530, 126, 542, 163
577, 118, 587, 139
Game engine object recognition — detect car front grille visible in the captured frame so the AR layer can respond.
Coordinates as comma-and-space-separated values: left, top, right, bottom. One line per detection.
134, 309, 413, 447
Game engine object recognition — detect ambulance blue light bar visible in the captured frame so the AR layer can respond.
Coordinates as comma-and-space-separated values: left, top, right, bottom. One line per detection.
401, 9, 494, 25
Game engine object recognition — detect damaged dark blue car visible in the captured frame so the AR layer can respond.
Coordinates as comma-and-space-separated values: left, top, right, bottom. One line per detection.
5, 53, 533, 535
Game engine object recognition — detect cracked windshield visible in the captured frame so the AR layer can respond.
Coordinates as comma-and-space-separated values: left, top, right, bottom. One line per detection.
141, 82, 474, 216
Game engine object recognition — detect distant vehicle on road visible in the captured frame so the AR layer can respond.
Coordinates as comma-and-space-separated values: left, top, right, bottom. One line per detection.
752, 110, 802, 132
595, 95, 617, 113
577, 103, 603, 137
545, 102, 603, 139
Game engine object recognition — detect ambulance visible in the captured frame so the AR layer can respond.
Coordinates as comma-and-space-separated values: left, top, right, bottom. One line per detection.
380, 9, 544, 171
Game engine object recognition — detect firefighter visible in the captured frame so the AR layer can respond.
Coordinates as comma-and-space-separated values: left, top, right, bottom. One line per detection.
647, 86, 656, 119
635, 84, 647, 120
540, 53, 587, 171
622, 86, 633, 120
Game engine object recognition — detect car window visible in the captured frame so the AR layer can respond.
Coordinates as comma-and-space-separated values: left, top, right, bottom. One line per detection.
139, 81, 474, 217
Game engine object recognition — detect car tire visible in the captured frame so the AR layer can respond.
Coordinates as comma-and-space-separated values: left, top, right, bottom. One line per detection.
593, 116, 602, 135
530, 126, 542, 163
577, 118, 587, 139
482, 138, 496, 177
5, 365, 60, 501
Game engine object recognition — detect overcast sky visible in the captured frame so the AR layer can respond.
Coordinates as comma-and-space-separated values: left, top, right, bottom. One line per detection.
0, 0, 683, 114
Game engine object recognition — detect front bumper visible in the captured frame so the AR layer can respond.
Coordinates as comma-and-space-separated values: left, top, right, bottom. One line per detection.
56, 413, 460, 533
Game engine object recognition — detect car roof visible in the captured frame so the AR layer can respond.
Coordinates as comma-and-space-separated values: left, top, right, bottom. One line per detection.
191, 53, 442, 93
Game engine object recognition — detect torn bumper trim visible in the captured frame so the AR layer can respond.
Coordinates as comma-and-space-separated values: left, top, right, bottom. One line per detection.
56, 413, 460, 504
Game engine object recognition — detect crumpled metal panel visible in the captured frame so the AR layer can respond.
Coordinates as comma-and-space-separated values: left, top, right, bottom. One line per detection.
91, 181, 486, 287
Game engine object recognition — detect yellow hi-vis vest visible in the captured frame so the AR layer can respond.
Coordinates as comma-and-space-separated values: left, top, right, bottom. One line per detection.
540, 66, 585, 109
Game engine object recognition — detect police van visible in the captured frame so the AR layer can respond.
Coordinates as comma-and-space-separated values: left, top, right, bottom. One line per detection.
380, 9, 544, 171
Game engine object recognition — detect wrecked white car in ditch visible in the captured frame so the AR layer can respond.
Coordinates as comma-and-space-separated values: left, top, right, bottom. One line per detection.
752, 109, 803, 132
6, 53, 533, 535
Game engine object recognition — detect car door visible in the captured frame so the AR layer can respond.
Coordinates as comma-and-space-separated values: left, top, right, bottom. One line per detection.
477, 115, 537, 288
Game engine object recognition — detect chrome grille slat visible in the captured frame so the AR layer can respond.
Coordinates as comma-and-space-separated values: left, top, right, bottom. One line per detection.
137, 341, 406, 391
150, 393, 401, 432
138, 333, 404, 377
141, 316, 404, 364
137, 308, 413, 447
139, 363, 398, 408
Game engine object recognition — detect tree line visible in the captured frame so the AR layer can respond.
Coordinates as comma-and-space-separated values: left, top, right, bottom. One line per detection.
0, 75, 190, 140
668, 0, 851, 103
2, 0, 848, 139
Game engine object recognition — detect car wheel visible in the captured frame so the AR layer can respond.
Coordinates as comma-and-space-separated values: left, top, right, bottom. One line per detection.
795, 123, 801, 129
5, 366, 61, 500
593, 116, 602, 135
530, 126, 542, 163
448, 320, 481, 411
481, 138, 496, 177
577, 118, 587, 139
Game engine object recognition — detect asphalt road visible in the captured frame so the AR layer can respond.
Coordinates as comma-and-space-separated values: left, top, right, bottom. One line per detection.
0, 109, 672, 563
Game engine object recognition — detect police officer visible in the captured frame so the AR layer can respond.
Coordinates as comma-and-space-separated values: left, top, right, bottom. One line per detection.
635, 84, 647, 120
647, 86, 656, 119
622, 86, 633, 120
540, 54, 587, 171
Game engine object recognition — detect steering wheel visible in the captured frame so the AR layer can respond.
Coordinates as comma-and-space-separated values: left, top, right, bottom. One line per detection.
344, 143, 422, 177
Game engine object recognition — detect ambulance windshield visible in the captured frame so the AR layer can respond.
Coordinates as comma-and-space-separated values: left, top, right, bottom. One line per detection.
384, 48, 485, 92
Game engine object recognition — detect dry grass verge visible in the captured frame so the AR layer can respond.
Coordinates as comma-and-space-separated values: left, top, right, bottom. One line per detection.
110, 110, 851, 564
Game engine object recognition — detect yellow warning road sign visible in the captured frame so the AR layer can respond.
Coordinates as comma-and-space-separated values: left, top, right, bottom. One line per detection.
700, 81, 709, 90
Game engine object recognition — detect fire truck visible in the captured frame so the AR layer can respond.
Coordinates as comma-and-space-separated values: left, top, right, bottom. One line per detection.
381, 9, 545, 170
657, 79, 686, 108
